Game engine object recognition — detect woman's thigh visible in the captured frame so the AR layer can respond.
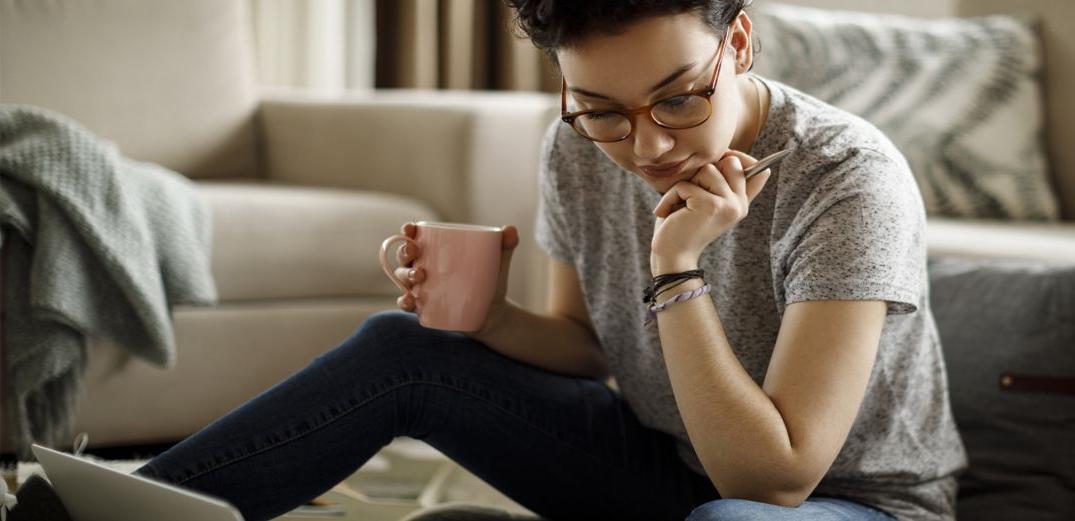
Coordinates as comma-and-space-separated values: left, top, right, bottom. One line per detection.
685, 496, 896, 521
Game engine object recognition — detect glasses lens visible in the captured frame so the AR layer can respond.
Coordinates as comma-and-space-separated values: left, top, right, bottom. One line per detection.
574, 112, 631, 142
652, 95, 711, 128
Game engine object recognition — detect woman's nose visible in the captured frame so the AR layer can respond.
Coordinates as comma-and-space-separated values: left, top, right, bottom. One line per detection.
632, 116, 675, 161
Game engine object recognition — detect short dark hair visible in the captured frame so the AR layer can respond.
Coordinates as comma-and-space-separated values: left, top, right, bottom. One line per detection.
504, 0, 750, 64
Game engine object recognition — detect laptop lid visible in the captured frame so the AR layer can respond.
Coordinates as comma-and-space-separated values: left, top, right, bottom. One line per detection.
31, 444, 243, 521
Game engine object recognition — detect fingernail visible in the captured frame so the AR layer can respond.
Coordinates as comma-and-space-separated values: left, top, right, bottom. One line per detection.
408, 269, 416, 281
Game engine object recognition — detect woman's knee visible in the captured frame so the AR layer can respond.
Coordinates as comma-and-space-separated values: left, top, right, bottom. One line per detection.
341, 310, 481, 362
324, 309, 499, 385
315, 311, 427, 367
355, 310, 423, 343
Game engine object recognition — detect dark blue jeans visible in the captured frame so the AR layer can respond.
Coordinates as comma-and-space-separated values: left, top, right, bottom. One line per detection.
134, 311, 894, 521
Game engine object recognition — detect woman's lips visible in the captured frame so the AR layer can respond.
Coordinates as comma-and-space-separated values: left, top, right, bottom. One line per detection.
639, 156, 690, 179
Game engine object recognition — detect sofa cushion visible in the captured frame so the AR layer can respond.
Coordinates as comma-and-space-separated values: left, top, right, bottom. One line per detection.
928, 257, 1075, 520
753, 3, 1058, 220
60, 297, 394, 450
198, 181, 438, 302
0, 0, 259, 180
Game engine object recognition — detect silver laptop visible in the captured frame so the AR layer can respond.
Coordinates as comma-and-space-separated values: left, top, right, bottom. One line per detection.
31, 443, 244, 521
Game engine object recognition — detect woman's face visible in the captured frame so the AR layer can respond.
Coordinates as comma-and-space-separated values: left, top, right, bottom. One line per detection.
556, 12, 755, 194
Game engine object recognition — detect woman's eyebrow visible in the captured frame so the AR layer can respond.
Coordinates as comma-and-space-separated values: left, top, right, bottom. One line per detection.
568, 61, 698, 101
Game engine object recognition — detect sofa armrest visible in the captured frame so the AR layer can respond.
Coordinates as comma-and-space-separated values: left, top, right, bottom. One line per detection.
927, 218, 1075, 263
256, 88, 560, 310
257, 88, 558, 221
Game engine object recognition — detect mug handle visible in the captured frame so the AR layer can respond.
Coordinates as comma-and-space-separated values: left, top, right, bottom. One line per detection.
380, 234, 420, 294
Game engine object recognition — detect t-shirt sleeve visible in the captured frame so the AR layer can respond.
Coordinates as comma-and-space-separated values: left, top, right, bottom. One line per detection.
534, 121, 575, 264
783, 151, 924, 315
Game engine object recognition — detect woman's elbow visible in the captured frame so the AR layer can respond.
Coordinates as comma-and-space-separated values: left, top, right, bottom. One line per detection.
716, 488, 811, 509
708, 469, 816, 508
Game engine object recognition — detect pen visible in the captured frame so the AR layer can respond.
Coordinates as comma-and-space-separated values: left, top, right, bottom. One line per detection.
744, 148, 792, 180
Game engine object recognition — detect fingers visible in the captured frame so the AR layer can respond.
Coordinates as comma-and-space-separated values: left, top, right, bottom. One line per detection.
692, 162, 735, 199
701, 151, 773, 205
394, 264, 424, 312
654, 149, 772, 220
722, 149, 759, 168
397, 293, 416, 312
653, 180, 710, 218
395, 226, 421, 268
745, 169, 773, 201
501, 225, 519, 251
656, 159, 743, 218
498, 225, 519, 279
716, 155, 747, 197
396, 243, 417, 268
653, 183, 686, 218
394, 266, 425, 288
492, 225, 519, 300
721, 151, 774, 201
393, 223, 419, 312
396, 222, 419, 265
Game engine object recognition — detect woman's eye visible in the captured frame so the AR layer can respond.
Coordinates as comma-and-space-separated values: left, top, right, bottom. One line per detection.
585, 111, 613, 120
659, 95, 691, 109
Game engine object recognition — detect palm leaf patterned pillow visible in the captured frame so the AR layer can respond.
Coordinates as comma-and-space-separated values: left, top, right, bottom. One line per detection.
752, 3, 1059, 220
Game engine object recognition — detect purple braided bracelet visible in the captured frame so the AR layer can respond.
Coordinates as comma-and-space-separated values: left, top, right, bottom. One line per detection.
643, 283, 711, 326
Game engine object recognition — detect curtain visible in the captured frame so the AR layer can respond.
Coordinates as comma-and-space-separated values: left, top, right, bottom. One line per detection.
250, 0, 376, 89
249, 0, 557, 92
374, 0, 559, 92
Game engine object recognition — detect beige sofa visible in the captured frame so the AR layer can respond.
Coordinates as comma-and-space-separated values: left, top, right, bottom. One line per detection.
0, 0, 557, 452
2, 0, 1073, 458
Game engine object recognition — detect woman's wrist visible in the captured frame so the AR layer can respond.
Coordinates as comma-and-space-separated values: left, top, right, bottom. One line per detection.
651, 256, 699, 278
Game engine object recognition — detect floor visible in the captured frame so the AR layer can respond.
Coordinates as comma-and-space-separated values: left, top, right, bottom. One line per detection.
9, 437, 532, 521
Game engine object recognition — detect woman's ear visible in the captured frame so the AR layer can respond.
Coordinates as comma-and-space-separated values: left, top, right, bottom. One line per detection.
730, 11, 755, 74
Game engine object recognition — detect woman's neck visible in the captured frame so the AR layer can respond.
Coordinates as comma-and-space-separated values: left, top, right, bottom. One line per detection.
730, 74, 769, 154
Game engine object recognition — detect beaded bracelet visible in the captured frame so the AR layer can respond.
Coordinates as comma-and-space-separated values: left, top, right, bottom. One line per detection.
643, 283, 712, 326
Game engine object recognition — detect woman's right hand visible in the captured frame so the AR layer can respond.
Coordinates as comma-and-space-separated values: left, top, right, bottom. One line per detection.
394, 222, 520, 338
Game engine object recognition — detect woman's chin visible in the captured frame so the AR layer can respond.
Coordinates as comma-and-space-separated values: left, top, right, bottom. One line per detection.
632, 163, 699, 194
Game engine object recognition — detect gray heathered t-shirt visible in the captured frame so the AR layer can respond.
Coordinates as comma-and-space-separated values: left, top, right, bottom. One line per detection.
534, 77, 968, 520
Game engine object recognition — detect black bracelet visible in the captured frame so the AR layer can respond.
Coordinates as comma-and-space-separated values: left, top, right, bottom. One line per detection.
645, 269, 705, 298
643, 269, 705, 304
655, 279, 693, 300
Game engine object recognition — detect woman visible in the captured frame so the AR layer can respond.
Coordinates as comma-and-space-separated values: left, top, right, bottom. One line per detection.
6, 1, 967, 520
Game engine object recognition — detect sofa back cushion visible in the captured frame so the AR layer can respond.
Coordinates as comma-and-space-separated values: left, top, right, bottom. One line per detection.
753, 3, 1058, 221
0, 0, 260, 179
956, 0, 1075, 221
766, 0, 1075, 219
928, 257, 1075, 520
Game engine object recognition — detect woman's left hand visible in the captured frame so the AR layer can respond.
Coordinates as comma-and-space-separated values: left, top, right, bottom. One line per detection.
650, 150, 773, 276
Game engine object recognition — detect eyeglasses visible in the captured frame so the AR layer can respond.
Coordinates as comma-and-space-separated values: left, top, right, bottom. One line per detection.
560, 30, 730, 143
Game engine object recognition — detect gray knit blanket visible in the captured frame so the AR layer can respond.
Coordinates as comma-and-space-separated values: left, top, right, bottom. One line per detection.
0, 104, 217, 460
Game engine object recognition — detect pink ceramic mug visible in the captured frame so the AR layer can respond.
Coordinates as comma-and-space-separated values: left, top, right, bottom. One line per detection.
380, 221, 503, 332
